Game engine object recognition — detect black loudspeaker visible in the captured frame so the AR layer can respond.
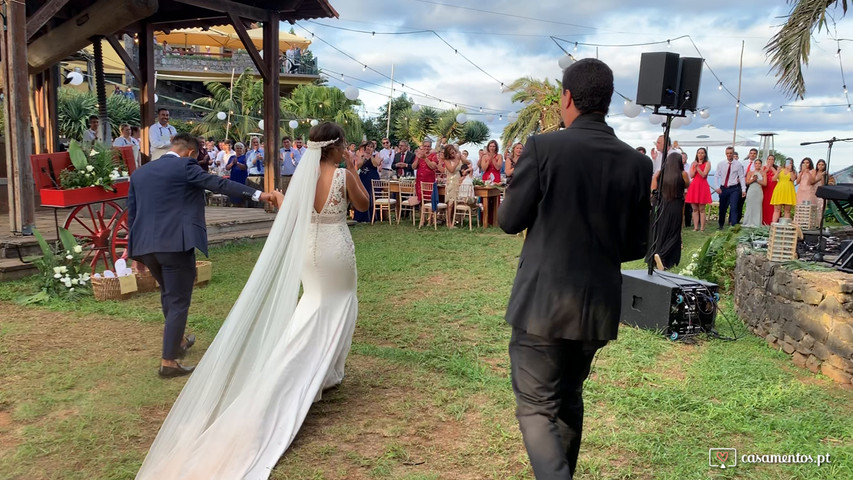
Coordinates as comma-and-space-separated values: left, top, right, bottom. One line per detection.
620, 270, 718, 338
677, 57, 703, 111
636, 52, 680, 107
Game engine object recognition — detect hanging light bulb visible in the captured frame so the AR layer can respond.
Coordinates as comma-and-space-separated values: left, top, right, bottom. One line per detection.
768, 111, 772, 117
363, 64, 367, 71
500, 82, 505, 92
573, 42, 578, 52
371, 31, 375, 37
667, 39, 672, 49
844, 84, 848, 94
848, 104, 852, 112
479, 107, 483, 112
756, 110, 760, 117
499, 114, 503, 120
779, 106, 784, 112
718, 82, 723, 90
341, 73, 344, 80
736, 101, 740, 108
837, 48, 842, 58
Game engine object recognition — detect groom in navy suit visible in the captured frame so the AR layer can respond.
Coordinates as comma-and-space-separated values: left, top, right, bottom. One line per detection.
127, 133, 282, 377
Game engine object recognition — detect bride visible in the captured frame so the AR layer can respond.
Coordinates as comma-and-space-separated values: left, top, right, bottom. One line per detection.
136, 122, 370, 479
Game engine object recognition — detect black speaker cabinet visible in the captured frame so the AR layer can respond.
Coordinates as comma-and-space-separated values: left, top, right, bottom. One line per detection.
677, 57, 703, 111
636, 52, 680, 107
620, 270, 718, 336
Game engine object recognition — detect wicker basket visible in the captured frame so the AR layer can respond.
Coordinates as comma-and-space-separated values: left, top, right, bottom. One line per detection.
136, 269, 159, 293
91, 274, 139, 302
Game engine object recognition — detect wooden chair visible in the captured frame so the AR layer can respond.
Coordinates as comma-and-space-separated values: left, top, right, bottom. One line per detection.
419, 181, 447, 229
371, 179, 397, 225
398, 179, 418, 225
453, 183, 480, 230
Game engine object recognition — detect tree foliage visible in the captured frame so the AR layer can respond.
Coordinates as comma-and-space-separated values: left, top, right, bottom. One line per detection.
389, 106, 489, 145
500, 77, 562, 149
57, 88, 140, 140
282, 84, 363, 143
765, 0, 849, 99
191, 69, 267, 142
375, 94, 415, 142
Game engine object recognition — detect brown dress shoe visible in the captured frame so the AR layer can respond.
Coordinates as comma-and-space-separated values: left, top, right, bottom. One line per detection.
158, 363, 195, 378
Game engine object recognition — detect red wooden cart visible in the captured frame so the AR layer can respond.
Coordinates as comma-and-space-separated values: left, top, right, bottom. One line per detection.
30, 146, 137, 272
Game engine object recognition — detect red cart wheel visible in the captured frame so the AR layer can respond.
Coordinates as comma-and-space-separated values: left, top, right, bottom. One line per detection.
63, 201, 124, 273
109, 209, 129, 266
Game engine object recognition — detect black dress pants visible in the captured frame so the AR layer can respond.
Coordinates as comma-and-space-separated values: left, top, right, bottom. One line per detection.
135, 250, 196, 360
509, 327, 607, 479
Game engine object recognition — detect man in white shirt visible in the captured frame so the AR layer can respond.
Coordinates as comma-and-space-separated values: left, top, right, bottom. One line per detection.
279, 136, 302, 193
294, 138, 306, 156
82, 116, 100, 147
714, 146, 747, 229
149, 108, 177, 161
378, 138, 395, 180
246, 136, 265, 175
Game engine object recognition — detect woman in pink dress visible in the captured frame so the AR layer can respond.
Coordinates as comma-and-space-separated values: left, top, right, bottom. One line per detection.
762, 154, 779, 225
796, 157, 819, 207
479, 140, 503, 183
685, 148, 712, 231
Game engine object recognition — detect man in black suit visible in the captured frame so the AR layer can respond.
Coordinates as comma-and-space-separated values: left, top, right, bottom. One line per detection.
393, 140, 416, 177
498, 59, 652, 479
127, 134, 282, 378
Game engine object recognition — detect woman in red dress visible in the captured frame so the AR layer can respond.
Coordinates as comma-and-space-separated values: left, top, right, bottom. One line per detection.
413, 141, 438, 201
479, 140, 503, 183
685, 148, 712, 231
762, 154, 779, 225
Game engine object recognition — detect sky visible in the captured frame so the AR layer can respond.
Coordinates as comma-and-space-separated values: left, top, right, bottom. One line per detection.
299, 0, 853, 173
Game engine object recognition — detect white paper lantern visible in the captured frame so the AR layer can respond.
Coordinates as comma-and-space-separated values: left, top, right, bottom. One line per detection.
310, 119, 319, 126
259, 50, 264, 58
411, 104, 420, 112
66, 71, 84, 86
289, 119, 299, 129
558, 55, 574, 70
623, 100, 643, 118
682, 114, 692, 126
344, 86, 360, 100
154, 94, 159, 103
649, 113, 664, 125
456, 113, 468, 124
216, 111, 227, 121
699, 109, 710, 119
671, 116, 683, 129
258, 119, 264, 130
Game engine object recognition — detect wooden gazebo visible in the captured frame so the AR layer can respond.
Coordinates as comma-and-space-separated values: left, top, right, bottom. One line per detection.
1, 0, 337, 235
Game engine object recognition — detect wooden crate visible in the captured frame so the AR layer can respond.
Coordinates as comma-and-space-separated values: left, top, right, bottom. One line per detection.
794, 203, 820, 229
768, 223, 798, 262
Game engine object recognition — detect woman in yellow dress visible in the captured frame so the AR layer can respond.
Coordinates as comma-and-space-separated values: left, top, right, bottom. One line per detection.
770, 158, 798, 223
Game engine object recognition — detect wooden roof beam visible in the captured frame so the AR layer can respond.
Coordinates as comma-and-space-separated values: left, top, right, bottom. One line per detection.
227, 12, 269, 81
174, 0, 269, 22
26, 0, 71, 41
104, 34, 142, 84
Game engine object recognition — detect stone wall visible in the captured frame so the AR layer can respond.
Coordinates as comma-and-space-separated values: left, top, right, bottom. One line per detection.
735, 249, 853, 388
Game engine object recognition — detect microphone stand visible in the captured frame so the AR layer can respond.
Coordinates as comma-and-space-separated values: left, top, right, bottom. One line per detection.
800, 136, 853, 262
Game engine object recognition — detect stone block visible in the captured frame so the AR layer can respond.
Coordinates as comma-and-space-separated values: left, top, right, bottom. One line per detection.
820, 363, 853, 386
792, 351, 808, 368
832, 323, 853, 345
802, 287, 824, 306
806, 354, 822, 373
841, 282, 853, 294
824, 353, 853, 374
766, 334, 777, 345
819, 295, 843, 315
781, 342, 796, 354
798, 334, 816, 352
812, 342, 831, 361
769, 324, 784, 339
783, 322, 805, 342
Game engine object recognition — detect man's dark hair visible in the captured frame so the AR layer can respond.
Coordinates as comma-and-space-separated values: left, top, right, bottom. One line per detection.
157, 108, 169, 114
223, 139, 233, 147
749, 148, 758, 154
171, 133, 199, 153
89, 115, 98, 122
636, 146, 647, 154
561, 58, 614, 115
281, 135, 292, 142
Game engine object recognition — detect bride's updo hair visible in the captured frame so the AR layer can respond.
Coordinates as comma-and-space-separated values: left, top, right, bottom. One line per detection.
309, 122, 346, 162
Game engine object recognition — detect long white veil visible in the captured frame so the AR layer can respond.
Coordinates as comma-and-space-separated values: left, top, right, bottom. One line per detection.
136, 141, 329, 478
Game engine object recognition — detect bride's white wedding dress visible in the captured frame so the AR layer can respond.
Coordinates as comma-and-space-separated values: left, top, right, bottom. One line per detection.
137, 147, 358, 479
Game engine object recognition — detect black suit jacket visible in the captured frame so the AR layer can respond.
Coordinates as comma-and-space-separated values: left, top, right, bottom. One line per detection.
394, 151, 415, 176
127, 153, 258, 258
498, 113, 652, 340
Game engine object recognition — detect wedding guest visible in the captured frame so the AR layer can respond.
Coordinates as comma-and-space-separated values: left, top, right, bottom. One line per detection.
348, 143, 356, 154
113, 123, 135, 148
129, 126, 142, 167
685, 147, 712, 231
227, 142, 249, 205
149, 108, 177, 161
394, 140, 415, 177
83, 115, 100, 146
505, 143, 523, 185
354, 141, 381, 223
206, 138, 219, 165
647, 152, 690, 269
714, 146, 746, 229
463, 150, 480, 178
294, 138, 306, 156
681, 151, 692, 228
636, 146, 646, 155
771, 158, 798, 223
479, 140, 503, 183
125, 87, 136, 100
742, 158, 767, 227
280, 136, 302, 193
811, 159, 828, 214
195, 136, 210, 172
443, 144, 470, 226
214, 139, 234, 176
762, 154, 779, 225
413, 138, 439, 201
246, 136, 264, 175
796, 157, 819, 207
739, 148, 759, 219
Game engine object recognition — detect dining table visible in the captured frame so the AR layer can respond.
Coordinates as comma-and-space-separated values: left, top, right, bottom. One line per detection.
388, 181, 504, 228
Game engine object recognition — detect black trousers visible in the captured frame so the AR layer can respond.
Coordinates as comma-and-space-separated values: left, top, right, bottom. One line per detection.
135, 250, 196, 360
718, 185, 742, 228
509, 327, 607, 479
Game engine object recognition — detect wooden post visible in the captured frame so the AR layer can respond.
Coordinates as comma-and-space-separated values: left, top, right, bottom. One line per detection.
1, 0, 36, 234
92, 36, 112, 145
46, 65, 60, 152
262, 13, 281, 194
138, 24, 156, 164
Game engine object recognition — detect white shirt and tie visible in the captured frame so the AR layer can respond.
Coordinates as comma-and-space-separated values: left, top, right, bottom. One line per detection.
149, 123, 177, 160
715, 159, 747, 193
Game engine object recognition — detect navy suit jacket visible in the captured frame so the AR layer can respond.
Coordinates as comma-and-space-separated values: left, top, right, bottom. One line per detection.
498, 113, 652, 341
127, 153, 258, 257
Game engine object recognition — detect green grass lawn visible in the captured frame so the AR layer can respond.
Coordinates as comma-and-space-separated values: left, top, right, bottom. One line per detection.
0, 225, 850, 479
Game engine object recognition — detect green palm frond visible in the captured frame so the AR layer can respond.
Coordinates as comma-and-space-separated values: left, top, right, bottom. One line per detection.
765, 0, 849, 99
501, 76, 562, 146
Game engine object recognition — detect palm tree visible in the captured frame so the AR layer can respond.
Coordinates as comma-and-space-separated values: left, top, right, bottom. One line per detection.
765, 1, 849, 99
281, 84, 363, 142
57, 88, 141, 140
434, 109, 490, 145
500, 77, 562, 148
191, 69, 268, 141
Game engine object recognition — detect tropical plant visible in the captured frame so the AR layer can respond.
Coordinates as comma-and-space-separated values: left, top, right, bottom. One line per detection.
434, 109, 490, 145
58, 140, 126, 191
500, 77, 562, 148
375, 94, 415, 142
20, 228, 91, 304
105, 94, 141, 136
765, 0, 849, 99
57, 88, 142, 140
282, 84, 363, 142
191, 69, 268, 142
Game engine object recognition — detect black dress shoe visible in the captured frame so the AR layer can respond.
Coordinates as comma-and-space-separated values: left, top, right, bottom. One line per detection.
158, 363, 195, 378
177, 334, 196, 358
